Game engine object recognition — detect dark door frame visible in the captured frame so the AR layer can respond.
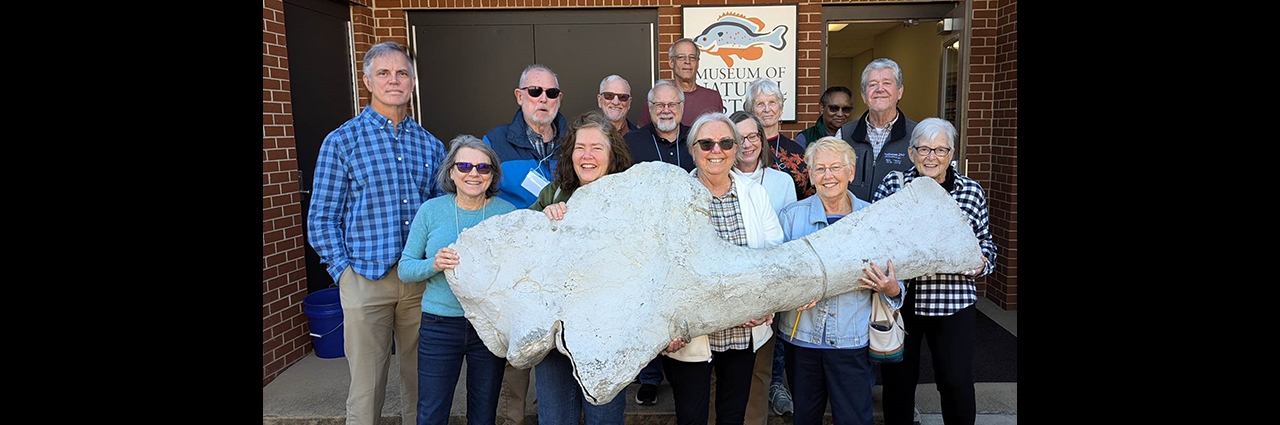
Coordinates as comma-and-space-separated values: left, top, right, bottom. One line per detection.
821, 1, 970, 168
285, 0, 355, 292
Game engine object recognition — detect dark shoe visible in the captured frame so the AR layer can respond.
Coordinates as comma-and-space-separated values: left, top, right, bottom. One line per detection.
635, 384, 657, 405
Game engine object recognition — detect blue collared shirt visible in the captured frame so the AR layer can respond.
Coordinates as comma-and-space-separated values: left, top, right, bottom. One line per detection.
307, 105, 446, 282
776, 192, 905, 349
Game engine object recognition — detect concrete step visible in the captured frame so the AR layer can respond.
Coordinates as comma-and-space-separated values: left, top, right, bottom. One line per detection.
264, 353, 1016, 425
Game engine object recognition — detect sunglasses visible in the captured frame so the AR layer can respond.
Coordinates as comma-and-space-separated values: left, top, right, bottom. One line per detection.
600, 92, 631, 102
520, 86, 561, 99
826, 105, 854, 114
453, 162, 493, 174
695, 138, 736, 151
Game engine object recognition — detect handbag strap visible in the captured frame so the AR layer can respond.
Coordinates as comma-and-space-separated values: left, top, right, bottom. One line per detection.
870, 291, 890, 322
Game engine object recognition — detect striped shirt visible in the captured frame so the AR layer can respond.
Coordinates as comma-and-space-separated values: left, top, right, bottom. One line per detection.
706, 179, 753, 351
307, 105, 447, 282
872, 166, 997, 316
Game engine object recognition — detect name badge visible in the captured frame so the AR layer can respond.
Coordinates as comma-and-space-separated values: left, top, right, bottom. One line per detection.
522, 169, 550, 196
884, 152, 905, 165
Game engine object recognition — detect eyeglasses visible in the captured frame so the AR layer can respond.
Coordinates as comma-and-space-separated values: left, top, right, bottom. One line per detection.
672, 53, 699, 62
742, 132, 761, 143
913, 146, 952, 157
453, 162, 494, 174
695, 138, 736, 151
650, 101, 683, 110
825, 105, 854, 114
811, 164, 847, 176
599, 92, 631, 102
520, 86, 562, 99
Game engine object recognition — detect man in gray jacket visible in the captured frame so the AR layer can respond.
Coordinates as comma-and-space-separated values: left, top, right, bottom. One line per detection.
840, 58, 918, 201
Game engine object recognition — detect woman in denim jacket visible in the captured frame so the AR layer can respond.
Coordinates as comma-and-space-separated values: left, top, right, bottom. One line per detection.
776, 136, 905, 425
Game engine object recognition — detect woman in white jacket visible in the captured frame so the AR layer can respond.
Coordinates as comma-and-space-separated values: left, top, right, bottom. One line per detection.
726, 110, 795, 424
729, 111, 796, 214
662, 112, 783, 425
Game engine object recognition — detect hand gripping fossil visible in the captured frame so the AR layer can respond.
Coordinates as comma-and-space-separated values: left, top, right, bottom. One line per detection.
445, 162, 982, 405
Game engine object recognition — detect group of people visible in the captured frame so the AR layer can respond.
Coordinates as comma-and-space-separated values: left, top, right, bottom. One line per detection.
307, 40, 997, 425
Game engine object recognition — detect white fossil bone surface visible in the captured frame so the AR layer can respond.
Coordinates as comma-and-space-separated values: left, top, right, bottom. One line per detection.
445, 162, 982, 405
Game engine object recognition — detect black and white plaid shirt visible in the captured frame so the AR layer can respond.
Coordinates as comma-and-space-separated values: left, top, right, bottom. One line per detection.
873, 167, 997, 316
706, 179, 753, 351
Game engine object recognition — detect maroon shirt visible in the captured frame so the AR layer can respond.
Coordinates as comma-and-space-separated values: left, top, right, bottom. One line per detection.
640, 84, 725, 127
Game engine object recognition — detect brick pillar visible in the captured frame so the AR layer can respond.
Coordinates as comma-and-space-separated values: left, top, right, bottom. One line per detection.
966, 0, 1016, 310
264, 0, 313, 387
987, 0, 1016, 309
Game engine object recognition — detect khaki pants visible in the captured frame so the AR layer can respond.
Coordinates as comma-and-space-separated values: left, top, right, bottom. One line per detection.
497, 362, 532, 425
339, 266, 425, 425
708, 337, 774, 425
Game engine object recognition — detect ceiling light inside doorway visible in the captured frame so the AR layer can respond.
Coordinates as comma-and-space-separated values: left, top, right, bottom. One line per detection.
828, 23, 848, 32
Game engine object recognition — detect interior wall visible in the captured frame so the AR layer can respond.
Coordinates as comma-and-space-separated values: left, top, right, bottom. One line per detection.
850, 50, 875, 117
824, 56, 854, 123
872, 23, 943, 122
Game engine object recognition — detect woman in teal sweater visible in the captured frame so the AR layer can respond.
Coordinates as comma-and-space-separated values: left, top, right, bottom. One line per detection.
529, 111, 634, 425
398, 135, 516, 425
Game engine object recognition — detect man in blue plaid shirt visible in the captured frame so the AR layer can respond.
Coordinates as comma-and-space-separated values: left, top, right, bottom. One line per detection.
307, 41, 446, 425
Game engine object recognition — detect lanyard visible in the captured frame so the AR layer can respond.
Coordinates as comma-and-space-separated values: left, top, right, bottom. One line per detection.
652, 134, 681, 169
533, 150, 554, 180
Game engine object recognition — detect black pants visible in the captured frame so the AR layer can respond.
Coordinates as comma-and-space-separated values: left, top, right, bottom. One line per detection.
662, 348, 756, 425
785, 344, 875, 425
880, 297, 977, 425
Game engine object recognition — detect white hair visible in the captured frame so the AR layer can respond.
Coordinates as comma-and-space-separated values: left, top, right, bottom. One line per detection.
599, 75, 630, 93
518, 64, 559, 87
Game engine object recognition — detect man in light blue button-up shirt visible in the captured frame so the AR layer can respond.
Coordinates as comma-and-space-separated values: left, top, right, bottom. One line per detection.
306, 42, 444, 425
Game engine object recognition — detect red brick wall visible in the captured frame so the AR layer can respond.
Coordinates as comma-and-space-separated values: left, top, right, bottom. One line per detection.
355, 0, 1016, 310
264, 0, 313, 387
965, 0, 1015, 310
988, 0, 1015, 309
353, 4, 376, 107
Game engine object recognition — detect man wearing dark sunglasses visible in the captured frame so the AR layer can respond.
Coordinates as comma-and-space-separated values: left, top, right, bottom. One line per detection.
598, 75, 638, 137
838, 58, 918, 202
482, 64, 569, 425
484, 64, 569, 212
796, 86, 855, 150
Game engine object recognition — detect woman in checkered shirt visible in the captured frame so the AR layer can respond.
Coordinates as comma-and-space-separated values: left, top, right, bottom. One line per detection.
873, 118, 997, 425
661, 112, 783, 425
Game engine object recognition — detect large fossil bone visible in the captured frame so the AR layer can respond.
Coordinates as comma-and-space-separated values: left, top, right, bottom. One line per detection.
445, 162, 982, 405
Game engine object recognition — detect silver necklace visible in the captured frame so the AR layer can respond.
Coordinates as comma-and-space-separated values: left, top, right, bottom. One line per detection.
454, 195, 489, 237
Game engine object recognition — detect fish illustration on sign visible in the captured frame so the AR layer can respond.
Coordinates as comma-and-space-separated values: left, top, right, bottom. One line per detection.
692, 12, 788, 67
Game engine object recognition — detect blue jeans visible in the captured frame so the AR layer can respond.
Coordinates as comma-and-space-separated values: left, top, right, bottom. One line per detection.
772, 337, 787, 388
535, 350, 627, 425
638, 357, 664, 386
785, 344, 875, 425
416, 312, 505, 425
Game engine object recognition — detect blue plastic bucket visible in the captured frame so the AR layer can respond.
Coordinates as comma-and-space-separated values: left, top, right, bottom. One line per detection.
304, 288, 344, 359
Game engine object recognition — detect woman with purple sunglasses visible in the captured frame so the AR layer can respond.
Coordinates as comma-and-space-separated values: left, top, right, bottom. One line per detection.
399, 135, 517, 425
